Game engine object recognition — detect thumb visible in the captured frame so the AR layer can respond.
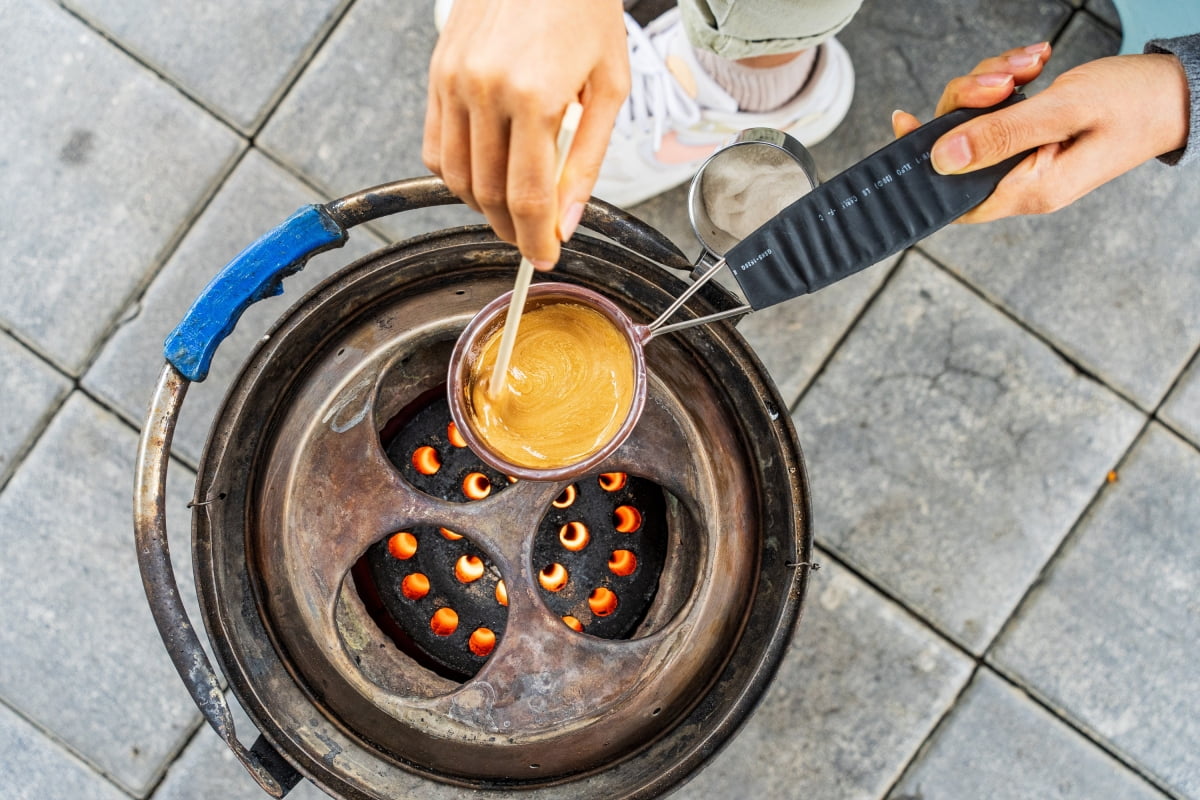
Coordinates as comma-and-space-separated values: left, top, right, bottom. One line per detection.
931, 93, 1075, 175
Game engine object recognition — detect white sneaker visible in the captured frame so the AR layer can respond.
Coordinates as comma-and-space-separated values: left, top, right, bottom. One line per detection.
595, 7, 855, 207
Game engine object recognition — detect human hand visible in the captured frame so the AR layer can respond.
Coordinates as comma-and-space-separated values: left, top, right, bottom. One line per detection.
423, 0, 629, 270
891, 43, 1190, 222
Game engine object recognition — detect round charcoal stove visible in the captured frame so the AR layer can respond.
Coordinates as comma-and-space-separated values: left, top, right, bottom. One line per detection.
134, 179, 813, 800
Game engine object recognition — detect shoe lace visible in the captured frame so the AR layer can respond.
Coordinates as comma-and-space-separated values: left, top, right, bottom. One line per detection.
615, 13, 700, 150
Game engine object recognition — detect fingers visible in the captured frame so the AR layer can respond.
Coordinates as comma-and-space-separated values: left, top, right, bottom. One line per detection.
470, 104, 516, 243
891, 109, 921, 138
931, 86, 1084, 175
557, 72, 627, 241
934, 43, 1051, 116
507, 109, 561, 270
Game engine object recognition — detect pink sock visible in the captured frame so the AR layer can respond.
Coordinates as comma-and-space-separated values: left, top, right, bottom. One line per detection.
692, 47, 818, 112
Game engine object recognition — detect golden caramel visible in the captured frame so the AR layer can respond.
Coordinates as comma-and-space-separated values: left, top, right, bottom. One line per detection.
464, 300, 635, 470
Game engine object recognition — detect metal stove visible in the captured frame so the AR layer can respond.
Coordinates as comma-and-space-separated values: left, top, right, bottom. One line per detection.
134, 178, 813, 799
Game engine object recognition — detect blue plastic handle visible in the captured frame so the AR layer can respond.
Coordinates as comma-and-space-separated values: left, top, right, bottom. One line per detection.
164, 205, 347, 382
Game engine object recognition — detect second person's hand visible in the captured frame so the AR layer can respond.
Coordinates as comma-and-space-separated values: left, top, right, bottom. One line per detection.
891, 43, 1190, 222
423, 0, 629, 270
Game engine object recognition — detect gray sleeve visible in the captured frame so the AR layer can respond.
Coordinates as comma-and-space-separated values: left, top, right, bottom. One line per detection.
1145, 33, 1200, 166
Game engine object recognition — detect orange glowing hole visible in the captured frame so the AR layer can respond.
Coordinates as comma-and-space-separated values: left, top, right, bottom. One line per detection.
455, 554, 485, 583
387, 531, 418, 560
463, 472, 492, 500
608, 549, 637, 576
558, 521, 590, 552
401, 573, 430, 600
447, 421, 467, 448
495, 580, 509, 606
613, 505, 642, 533
562, 615, 583, 632
588, 587, 618, 617
431, 607, 459, 636
552, 485, 577, 509
539, 563, 569, 593
469, 627, 496, 657
412, 446, 441, 475
598, 472, 627, 492
440, 527, 463, 541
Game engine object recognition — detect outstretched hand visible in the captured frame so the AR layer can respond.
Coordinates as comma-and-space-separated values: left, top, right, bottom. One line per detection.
892, 43, 1190, 222
423, 0, 629, 270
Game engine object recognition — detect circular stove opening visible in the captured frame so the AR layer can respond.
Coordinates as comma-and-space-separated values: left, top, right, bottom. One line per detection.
356, 390, 673, 682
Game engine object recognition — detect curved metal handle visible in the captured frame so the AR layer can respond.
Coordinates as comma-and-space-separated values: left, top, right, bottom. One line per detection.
134, 364, 299, 798
166, 176, 693, 385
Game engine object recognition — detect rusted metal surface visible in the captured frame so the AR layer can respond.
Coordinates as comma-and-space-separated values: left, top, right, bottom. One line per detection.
133, 364, 299, 797
143, 189, 813, 799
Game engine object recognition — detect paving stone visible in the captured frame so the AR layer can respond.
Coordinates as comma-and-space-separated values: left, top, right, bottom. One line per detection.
258, 0, 481, 243
1160, 354, 1200, 448
152, 692, 327, 800
808, 0, 1070, 176
62, 0, 351, 131
990, 423, 1200, 798
794, 253, 1144, 652
672, 554, 972, 800
0, 334, 70, 486
1087, 0, 1120, 29
735, 258, 898, 409
0, 393, 204, 796
0, 702, 128, 800
84, 150, 385, 467
0, 0, 242, 376
921, 15, 1200, 411
889, 670, 1164, 800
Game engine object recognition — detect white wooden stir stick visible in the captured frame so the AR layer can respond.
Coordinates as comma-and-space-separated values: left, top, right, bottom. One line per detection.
488, 102, 584, 398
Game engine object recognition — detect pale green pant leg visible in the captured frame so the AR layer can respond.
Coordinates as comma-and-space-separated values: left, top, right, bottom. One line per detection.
678, 0, 864, 59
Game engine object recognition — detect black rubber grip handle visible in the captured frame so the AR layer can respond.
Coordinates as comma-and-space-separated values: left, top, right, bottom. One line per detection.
726, 94, 1029, 310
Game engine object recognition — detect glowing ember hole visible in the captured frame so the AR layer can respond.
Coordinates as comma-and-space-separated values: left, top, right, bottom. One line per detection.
495, 580, 509, 607
613, 505, 643, 533
462, 472, 491, 500
387, 532, 417, 560
469, 627, 496, 657
455, 555, 485, 583
539, 563, 569, 592
558, 521, 590, 552
506, 475, 519, 484
598, 472, 627, 492
440, 527, 463, 541
430, 607, 459, 636
401, 573, 430, 600
608, 549, 637, 576
562, 616, 583, 632
412, 446, 441, 475
588, 587, 618, 617
447, 421, 467, 448
552, 485, 577, 509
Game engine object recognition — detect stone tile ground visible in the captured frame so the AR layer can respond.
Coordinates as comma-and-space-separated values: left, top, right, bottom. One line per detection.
1, 0, 1195, 798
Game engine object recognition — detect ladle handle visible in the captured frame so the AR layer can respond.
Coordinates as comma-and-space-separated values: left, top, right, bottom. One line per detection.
725, 94, 1031, 310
